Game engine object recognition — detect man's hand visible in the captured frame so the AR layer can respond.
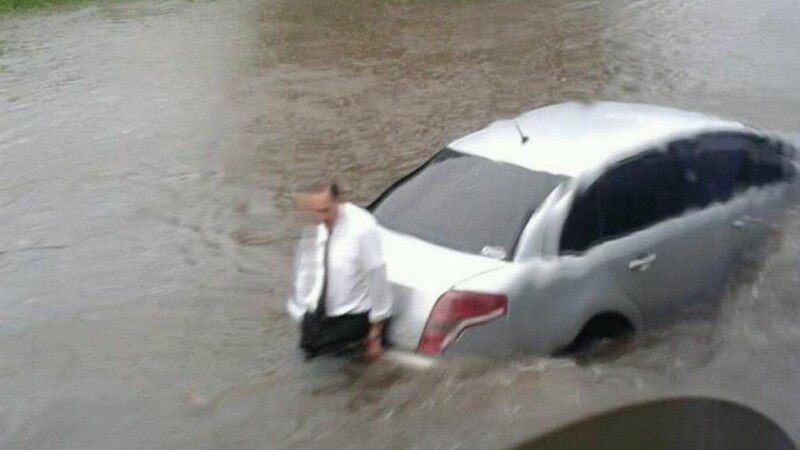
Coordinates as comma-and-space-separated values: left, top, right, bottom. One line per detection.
364, 322, 383, 361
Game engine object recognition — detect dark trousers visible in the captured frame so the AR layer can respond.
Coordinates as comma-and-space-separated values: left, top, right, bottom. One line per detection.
300, 312, 370, 358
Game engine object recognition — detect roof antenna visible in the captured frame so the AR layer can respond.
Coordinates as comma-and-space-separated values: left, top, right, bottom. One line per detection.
513, 121, 529, 144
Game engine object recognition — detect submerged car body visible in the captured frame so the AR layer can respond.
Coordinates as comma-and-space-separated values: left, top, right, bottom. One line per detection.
370, 102, 798, 357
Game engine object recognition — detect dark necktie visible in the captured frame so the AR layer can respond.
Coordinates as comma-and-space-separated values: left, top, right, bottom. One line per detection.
315, 231, 331, 319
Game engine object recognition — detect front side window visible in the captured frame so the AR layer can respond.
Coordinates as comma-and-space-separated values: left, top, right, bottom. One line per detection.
670, 135, 748, 208
371, 149, 567, 260
690, 132, 795, 192
744, 143, 785, 186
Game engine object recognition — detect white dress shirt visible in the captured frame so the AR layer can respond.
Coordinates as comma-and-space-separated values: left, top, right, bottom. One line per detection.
287, 203, 392, 324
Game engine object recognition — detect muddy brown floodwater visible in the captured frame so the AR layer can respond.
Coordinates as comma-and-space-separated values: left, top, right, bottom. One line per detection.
2, 0, 800, 449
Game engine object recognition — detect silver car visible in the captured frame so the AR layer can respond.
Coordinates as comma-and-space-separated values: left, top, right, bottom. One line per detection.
370, 102, 798, 357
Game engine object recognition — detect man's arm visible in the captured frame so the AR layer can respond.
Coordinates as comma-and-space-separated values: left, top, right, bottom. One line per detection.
360, 226, 392, 358
366, 264, 392, 323
365, 264, 390, 360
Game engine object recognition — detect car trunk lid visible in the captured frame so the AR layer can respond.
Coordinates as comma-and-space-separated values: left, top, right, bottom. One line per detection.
380, 227, 507, 350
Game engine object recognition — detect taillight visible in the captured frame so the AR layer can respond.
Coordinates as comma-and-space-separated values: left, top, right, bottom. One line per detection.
417, 290, 508, 354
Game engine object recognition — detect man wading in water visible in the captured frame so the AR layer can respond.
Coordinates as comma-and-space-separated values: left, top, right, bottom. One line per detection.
287, 180, 392, 361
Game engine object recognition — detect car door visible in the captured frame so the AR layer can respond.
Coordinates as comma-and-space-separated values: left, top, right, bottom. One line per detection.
560, 149, 726, 326
685, 132, 796, 260
670, 134, 752, 269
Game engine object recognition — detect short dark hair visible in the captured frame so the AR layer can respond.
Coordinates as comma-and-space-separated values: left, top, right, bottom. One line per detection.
297, 179, 340, 199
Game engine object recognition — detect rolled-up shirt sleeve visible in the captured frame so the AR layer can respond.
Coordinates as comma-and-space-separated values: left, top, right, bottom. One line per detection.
366, 265, 391, 323
360, 227, 392, 323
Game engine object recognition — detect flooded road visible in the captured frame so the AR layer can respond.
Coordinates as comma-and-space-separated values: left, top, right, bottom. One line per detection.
1, 0, 800, 448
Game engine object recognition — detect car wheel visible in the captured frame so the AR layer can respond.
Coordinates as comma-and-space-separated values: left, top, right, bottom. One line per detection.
557, 313, 634, 356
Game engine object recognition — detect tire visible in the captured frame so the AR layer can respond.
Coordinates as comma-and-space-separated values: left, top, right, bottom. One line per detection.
558, 313, 634, 356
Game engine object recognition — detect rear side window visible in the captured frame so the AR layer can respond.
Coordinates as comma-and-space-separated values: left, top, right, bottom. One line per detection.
559, 181, 601, 254
691, 149, 745, 204
560, 151, 684, 253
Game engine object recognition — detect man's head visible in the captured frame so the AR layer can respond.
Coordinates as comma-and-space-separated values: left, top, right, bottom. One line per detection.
295, 180, 341, 230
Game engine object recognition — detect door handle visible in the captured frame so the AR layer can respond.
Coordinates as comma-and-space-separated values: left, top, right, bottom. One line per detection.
628, 253, 657, 272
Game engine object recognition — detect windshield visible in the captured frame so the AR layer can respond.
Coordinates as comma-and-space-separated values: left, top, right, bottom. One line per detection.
370, 149, 567, 260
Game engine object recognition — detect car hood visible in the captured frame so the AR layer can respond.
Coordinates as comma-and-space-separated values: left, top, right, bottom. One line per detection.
379, 227, 508, 351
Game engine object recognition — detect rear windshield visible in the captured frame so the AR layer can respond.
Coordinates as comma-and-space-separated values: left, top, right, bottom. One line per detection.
370, 149, 567, 260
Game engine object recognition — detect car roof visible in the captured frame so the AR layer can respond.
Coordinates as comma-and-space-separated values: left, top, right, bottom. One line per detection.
447, 102, 749, 177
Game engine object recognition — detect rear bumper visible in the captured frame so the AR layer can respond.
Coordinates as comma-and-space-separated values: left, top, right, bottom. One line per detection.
384, 349, 438, 369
